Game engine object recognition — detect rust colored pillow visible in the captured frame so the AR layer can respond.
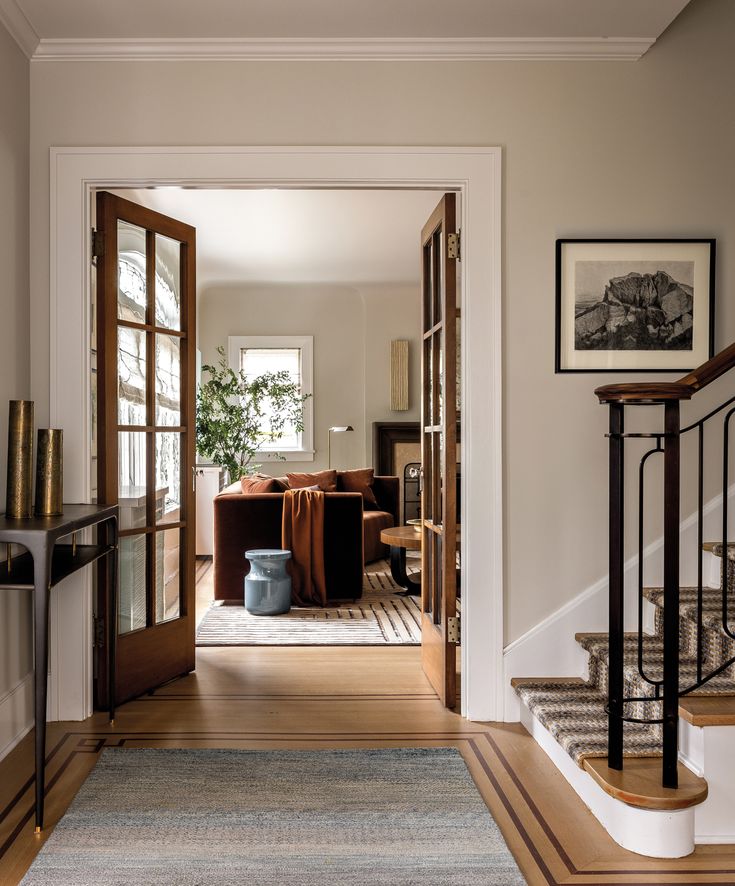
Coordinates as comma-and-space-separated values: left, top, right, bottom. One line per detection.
240, 476, 280, 494
286, 470, 338, 492
338, 468, 379, 510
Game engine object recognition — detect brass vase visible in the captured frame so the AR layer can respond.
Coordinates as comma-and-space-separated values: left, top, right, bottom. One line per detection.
6, 400, 34, 519
35, 429, 63, 516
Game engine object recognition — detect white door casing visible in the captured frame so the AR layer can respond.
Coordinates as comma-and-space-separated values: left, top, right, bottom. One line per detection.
47, 145, 503, 722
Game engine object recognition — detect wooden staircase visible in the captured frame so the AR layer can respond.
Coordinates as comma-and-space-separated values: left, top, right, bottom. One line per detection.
514, 540, 735, 854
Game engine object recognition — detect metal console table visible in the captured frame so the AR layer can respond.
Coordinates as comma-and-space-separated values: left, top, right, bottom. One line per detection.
0, 503, 119, 832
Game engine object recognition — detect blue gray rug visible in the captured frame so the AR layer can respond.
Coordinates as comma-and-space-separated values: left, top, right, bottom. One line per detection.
22, 747, 525, 885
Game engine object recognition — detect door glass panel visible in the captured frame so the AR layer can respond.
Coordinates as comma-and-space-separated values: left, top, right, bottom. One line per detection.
119, 533, 147, 635
156, 334, 181, 425
156, 432, 181, 524
117, 221, 147, 324
423, 243, 433, 331
156, 528, 181, 623
434, 532, 443, 624
118, 326, 147, 425
433, 230, 443, 323
155, 234, 181, 331
437, 329, 444, 427
425, 338, 433, 427
424, 530, 433, 616
118, 431, 147, 529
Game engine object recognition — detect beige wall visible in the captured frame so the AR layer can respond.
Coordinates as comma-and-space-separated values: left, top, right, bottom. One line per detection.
29, 0, 735, 644
361, 284, 422, 459
200, 284, 365, 471
0, 20, 31, 742
199, 283, 421, 472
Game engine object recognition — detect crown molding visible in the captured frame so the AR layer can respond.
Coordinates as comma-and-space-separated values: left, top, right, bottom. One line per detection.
32, 35, 655, 62
0, 0, 39, 58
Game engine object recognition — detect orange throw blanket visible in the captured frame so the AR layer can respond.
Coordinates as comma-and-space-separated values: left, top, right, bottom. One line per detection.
281, 489, 327, 606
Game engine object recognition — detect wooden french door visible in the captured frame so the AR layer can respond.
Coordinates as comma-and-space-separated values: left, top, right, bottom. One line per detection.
420, 193, 459, 709
95, 192, 197, 706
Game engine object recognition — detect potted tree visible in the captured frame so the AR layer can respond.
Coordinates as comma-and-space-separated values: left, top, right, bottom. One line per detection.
196, 346, 309, 481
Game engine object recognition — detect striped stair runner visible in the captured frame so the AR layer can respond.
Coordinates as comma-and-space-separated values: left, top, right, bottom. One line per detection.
514, 543, 735, 766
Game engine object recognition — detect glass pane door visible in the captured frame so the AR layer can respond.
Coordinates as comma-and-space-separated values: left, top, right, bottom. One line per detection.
116, 224, 185, 635
96, 191, 196, 707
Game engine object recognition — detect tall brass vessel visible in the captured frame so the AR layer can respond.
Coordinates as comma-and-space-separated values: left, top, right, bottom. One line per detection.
35, 429, 63, 516
6, 400, 34, 519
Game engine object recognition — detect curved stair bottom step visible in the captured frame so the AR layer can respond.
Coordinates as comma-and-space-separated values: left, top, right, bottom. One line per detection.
518, 696, 705, 858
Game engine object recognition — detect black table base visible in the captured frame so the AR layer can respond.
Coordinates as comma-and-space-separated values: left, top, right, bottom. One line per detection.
0, 504, 118, 832
388, 545, 421, 596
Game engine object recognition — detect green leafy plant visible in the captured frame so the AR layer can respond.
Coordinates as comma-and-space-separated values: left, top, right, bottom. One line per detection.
196, 346, 309, 480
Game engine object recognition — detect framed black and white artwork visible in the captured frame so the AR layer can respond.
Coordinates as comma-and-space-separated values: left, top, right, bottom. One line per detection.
555, 239, 715, 373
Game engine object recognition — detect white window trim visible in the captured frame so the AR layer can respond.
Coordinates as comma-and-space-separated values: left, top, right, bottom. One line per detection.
227, 334, 314, 461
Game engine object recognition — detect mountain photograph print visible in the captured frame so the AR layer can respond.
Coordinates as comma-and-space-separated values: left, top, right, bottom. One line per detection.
555, 240, 715, 372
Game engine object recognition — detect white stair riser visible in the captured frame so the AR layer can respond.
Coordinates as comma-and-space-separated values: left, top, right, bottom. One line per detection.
683, 723, 735, 844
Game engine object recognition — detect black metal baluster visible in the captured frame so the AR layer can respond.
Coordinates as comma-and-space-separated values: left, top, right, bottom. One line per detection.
662, 401, 680, 789
608, 403, 625, 772
723, 410, 735, 636
697, 423, 704, 684
638, 442, 664, 692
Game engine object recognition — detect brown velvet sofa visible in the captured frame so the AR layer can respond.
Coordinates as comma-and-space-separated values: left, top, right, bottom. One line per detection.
213, 474, 399, 602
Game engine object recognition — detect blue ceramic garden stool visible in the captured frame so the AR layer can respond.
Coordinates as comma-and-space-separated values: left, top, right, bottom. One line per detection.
244, 549, 292, 615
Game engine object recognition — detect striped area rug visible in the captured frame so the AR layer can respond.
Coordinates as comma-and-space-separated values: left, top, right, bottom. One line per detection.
21, 748, 525, 885
196, 560, 422, 646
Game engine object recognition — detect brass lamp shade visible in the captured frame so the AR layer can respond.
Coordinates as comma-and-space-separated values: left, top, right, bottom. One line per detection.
35, 429, 63, 516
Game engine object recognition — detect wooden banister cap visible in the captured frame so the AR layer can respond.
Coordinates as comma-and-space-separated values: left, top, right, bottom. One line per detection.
595, 382, 694, 404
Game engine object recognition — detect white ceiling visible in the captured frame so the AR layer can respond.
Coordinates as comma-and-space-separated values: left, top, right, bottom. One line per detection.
113, 188, 442, 290
1, 0, 692, 60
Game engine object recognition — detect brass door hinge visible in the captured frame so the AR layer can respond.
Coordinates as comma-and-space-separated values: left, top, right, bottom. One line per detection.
447, 231, 461, 261
91, 229, 105, 260
447, 615, 460, 644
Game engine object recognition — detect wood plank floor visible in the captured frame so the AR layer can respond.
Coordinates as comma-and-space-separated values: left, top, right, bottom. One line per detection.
3, 646, 735, 884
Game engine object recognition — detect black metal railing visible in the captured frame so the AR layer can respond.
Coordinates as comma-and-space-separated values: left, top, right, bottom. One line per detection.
596, 350, 735, 789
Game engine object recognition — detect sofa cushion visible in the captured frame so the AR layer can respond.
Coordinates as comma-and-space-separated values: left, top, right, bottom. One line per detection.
240, 476, 281, 494
337, 468, 379, 510
363, 510, 395, 565
287, 470, 338, 492
249, 472, 290, 491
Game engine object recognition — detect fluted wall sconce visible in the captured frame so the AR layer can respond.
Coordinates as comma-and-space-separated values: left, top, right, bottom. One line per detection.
327, 426, 353, 469
390, 340, 409, 411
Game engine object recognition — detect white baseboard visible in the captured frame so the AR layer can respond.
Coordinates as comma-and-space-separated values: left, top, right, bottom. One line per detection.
503, 484, 735, 721
0, 672, 34, 762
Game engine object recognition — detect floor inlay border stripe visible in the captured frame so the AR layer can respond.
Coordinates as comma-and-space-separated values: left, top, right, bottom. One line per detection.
4, 726, 735, 884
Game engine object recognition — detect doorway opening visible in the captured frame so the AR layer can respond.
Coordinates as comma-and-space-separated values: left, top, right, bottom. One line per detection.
93, 185, 461, 707
48, 146, 503, 724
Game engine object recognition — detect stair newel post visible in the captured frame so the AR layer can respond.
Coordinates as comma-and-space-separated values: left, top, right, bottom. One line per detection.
608, 402, 625, 772
662, 400, 681, 789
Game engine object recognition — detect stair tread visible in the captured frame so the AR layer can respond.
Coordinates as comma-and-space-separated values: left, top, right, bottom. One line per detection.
679, 695, 735, 726
576, 632, 735, 694
583, 757, 707, 811
642, 587, 735, 641
515, 681, 662, 764
703, 541, 735, 561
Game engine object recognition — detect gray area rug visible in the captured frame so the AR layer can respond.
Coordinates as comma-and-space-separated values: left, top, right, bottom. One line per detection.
196, 561, 422, 646
21, 747, 526, 885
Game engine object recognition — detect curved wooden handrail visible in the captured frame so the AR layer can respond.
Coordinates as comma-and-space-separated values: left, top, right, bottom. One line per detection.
595, 341, 735, 404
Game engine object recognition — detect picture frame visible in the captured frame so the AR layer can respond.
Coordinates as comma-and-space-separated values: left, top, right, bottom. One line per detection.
555, 239, 715, 373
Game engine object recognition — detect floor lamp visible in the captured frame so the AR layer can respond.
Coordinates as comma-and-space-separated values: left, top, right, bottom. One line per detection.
327, 426, 353, 469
